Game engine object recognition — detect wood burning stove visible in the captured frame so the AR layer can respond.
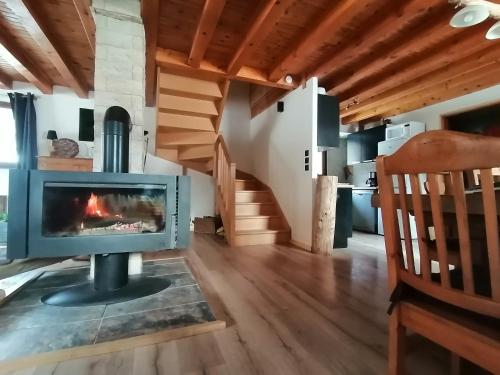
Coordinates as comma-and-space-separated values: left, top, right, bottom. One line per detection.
7, 106, 190, 306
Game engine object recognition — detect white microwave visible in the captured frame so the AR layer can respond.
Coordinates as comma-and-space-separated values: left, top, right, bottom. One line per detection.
385, 122, 425, 140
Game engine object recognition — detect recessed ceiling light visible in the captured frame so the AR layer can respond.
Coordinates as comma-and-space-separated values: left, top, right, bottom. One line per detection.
450, 4, 490, 27
486, 20, 500, 39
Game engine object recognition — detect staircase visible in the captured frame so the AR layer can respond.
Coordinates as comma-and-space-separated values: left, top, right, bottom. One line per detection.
214, 138, 290, 246
155, 69, 290, 246
155, 67, 229, 173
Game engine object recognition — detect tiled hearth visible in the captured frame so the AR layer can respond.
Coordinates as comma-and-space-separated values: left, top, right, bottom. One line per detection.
0, 258, 216, 361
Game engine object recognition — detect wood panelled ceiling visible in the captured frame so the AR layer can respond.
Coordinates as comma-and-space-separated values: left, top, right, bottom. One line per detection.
0, 0, 94, 96
148, 0, 500, 122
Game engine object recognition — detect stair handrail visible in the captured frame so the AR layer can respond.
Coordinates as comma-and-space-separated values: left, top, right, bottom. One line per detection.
214, 135, 236, 246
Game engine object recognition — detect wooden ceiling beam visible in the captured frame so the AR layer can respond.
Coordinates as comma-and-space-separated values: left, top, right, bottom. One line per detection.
343, 64, 500, 123
227, 0, 293, 75
142, 0, 160, 107
156, 48, 297, 90
268, 0, 359, 82
308, 0, 443, 80
326, 9, 455, 96
72, 0, 95, 57
0, 69, 13, 89
5, 0, 89, 97
341, 46, 500, 119
0, 32, 52, 94
188, 0, 226, 68
332, 21, 493, 106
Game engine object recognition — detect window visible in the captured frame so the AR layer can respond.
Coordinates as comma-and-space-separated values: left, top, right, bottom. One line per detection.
0, 104, 17, 164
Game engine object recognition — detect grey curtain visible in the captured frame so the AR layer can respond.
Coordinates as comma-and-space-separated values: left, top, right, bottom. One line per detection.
8, 93, 37, 170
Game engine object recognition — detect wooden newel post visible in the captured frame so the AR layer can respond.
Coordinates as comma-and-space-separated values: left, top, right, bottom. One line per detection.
312, 175, 338, 255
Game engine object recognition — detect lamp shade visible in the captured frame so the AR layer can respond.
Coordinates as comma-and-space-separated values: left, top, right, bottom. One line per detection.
450, 4, 490, 28
46, 130, 58, 140
486, 20, 500, 39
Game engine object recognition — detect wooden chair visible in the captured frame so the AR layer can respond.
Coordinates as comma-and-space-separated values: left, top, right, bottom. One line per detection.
376, 130, 500, 374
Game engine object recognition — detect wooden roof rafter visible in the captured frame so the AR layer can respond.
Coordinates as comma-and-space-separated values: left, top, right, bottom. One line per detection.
226, 0, 294, 75
0, 29, 52, 94
188, 0, 227, 68
72, 0, 95, 57
325, 7, 456, 97
267, 0, 360, 82
0, 68, 13, 89
336, 21, 495, 119
307, 0, 445, 80
5, 0, 90, 98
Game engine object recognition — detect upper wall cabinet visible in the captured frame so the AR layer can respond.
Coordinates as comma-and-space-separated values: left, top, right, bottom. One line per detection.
317, 94, 339, 150
347, 125, 386, 165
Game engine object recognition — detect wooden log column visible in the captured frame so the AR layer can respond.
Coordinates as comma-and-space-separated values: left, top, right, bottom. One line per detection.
312, 175, 338, 255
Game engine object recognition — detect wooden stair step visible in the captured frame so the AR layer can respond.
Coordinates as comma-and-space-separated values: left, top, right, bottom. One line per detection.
235, 179, 259, 190
178, 144, 214, 161
159, 71, 223, 100
235, 215, 282, 231
157, 131, 217, 146
235, 202, 277, 216
158, 93, 218, 117
235, 190, 272, 203
157, 112, 215, 132
233, 229, 290, 246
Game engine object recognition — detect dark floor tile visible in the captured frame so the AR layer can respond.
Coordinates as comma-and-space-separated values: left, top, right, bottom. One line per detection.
96, 301, 215, 343
142, 260, 190, 277
0, 319, 100, 361
0, 303, 105, 329
29, 268, 90, 289
103, 284, 205, 318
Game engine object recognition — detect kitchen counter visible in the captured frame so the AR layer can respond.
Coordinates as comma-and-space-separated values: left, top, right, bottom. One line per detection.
352, 186, 378, 190
338, 184, 355, 189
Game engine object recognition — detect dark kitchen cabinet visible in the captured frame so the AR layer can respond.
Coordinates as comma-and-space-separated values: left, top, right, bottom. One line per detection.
317, 94, 339, 150
347, 125, 386, 164
352, 189, 377, 233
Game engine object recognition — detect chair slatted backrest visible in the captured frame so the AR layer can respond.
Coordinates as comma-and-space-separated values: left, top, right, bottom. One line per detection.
377, 130, 500, 318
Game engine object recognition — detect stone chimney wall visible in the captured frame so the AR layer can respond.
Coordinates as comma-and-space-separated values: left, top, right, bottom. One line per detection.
92, 0, 145, 173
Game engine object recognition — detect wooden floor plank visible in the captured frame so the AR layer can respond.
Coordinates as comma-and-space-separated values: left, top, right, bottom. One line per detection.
1, 232, 460, 375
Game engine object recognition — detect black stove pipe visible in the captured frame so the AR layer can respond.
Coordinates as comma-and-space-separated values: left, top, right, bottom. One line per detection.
95, 106, 131, 292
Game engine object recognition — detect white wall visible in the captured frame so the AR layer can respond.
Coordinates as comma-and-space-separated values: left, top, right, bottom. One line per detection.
388, 84, 500, 130
219, 81, 252, 173
250, 78, 318, 248
0, 82, 95, 157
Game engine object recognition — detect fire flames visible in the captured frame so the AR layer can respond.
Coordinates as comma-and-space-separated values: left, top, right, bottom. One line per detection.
85, 193, 109, 217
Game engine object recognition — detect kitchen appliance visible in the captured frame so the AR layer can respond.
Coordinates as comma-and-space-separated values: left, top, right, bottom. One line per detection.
366, 171, 377, 187
377, 122, 426, 237
385, 121, 425, 141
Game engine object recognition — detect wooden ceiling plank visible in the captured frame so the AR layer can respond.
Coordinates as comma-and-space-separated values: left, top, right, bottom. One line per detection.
156, 48, 297, 90
343, 64, 500, 123
327, 10, 455, 97
0, 35, 52, 94
142, 0, 160, 107
227, 0, 293, 75
0, 68, 13, 89
72, 0, 95, 57
188, 0, 226, 68
308, 0, 444, 80
268, 0, 359, 82
341, 46, 500, 119
5, 0, 88, 97
333, 22, 493, 106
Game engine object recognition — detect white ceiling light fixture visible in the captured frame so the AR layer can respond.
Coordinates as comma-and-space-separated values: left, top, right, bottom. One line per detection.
449, 0, 500, 39
486, 20, 500, 39
450, 4, 490, 27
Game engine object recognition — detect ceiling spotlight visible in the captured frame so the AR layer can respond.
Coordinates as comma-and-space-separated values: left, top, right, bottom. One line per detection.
486, 20, 500, 39
284, 75, 293, 84
450, 4, 490, 27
